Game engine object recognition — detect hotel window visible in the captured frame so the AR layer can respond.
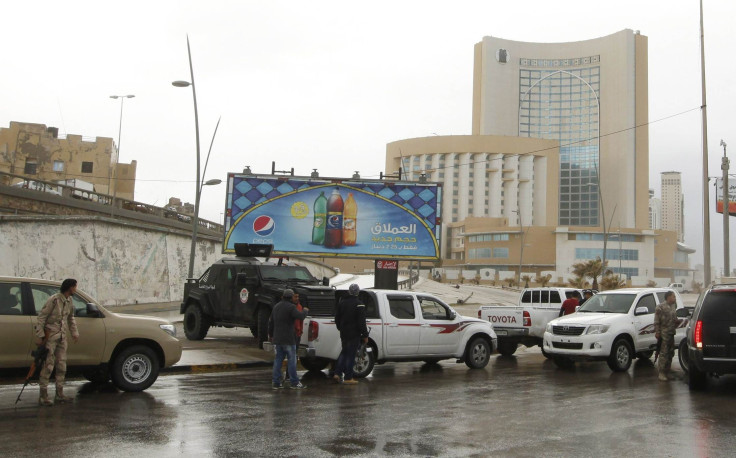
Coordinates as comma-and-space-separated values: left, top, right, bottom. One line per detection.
81, 162, 94, 173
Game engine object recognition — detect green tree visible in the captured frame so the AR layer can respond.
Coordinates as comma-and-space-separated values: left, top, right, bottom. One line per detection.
571, 257, 606, 291
601, 273, 626, 290
568, 276, 589, 289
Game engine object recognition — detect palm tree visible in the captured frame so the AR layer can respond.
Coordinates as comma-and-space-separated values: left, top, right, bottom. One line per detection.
535, 274, 552, 287
571, 257, 606, 290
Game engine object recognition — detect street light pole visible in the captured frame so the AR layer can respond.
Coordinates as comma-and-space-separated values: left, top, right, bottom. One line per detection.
700, 0, 712, 285
109, 94, 135, 215
172, 35, 202, 280
721, 139, 729, 276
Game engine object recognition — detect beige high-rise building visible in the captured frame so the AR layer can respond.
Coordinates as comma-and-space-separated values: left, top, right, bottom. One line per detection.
661, 171, 684, 242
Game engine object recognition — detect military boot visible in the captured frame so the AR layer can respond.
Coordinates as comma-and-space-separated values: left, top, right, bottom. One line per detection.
54, 386, 73, 403
39, 388, 53, 406
658, 371, 669, 382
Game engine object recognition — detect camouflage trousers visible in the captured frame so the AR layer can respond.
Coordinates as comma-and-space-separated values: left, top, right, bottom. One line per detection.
39, 333, 68, 390
657, 334, 675, 373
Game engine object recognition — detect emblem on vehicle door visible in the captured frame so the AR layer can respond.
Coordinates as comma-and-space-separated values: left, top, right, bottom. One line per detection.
240, 288, 249, 304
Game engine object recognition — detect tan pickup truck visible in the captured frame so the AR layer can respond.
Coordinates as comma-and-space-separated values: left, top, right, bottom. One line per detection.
0, 276, 182, 392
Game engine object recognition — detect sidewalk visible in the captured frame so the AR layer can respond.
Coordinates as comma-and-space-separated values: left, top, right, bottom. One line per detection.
108, 302, 273, 374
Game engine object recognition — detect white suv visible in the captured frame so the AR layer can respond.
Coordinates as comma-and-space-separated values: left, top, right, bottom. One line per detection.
543, 288, 690, 372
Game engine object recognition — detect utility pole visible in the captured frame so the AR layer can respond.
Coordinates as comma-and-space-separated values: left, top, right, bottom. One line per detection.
721, 139, 729, 276
700, 0, 712, 285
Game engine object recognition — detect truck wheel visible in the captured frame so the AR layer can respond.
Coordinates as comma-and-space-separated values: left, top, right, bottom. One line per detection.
465, 337, 491, 369
607, 338, 633, 372
353, 345, 376, 378
688, 364, 707, 390
498, 341, 518, 357
111, 345, 160, 392
83, 367, 110, 384
300, 357, 330, 372
678, 339, 689, 374
256, 307, 271, 349
636, 351, 654, 360
552, 355, 575, 369
184, 304, 210, 340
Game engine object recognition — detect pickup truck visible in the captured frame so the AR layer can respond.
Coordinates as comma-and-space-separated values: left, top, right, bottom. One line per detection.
543, 287, 691, 372
477, 287, 582, 357
296, 289, 497, 377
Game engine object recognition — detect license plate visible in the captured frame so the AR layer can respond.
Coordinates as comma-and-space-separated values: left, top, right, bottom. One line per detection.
495, 330, 508, 336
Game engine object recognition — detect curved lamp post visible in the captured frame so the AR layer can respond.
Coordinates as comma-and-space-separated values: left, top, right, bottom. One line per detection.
109, 94, 135, 215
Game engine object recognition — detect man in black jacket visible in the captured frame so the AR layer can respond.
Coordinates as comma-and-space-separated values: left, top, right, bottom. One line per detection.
268, 289, 309, 389
334, 284, 368, 385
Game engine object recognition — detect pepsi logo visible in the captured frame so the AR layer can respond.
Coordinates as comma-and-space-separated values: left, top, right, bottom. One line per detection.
253, 215, 275, 236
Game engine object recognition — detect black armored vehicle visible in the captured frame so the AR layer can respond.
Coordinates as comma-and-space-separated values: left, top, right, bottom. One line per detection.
181, 244, 335, 347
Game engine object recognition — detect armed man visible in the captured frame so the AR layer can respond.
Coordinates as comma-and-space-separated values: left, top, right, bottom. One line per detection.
653, 290, 678, 382
35, 278, 80, 405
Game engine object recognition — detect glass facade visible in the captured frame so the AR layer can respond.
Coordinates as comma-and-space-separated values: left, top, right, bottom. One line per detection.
468, 234, 510, 243
575, 248, 639, 261
608, 267, 639, 279
519, 65, 600, 226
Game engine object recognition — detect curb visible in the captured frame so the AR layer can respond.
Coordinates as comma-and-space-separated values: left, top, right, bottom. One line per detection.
161, 361, 272, 374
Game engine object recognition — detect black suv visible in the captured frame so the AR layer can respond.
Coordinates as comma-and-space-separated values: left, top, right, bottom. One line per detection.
180, 244, 335, 347
684, 284, 736, 390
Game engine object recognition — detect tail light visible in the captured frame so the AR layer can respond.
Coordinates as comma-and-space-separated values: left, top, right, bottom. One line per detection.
694, 320, 703, 349
523, 310, 531, 327
308, 321, 319, 341
478, 309, 481, 318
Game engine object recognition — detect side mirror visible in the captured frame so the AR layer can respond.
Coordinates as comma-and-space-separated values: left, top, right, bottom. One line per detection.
449, 310, 457, 320
322, 277, 330, 287
86, 303, 102, 318
677, 307, 693, 318
634, 306, 650, 316
236, 272, 248, 286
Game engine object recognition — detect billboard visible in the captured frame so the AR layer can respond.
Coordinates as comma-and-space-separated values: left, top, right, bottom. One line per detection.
715, 178, 736, 216
223, 175, 442, 260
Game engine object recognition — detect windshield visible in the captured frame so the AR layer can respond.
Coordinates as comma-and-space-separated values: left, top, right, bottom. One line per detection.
577, 293, 636, 314
259, 266, 316, 282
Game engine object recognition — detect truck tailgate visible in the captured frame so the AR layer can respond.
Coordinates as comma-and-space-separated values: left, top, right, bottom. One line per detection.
479, 305, 524, 335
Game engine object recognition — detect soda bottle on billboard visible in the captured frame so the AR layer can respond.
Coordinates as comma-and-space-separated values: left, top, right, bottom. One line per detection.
312, 191, 327, 245
343, 192, 357, 246
324, 188, 344, 248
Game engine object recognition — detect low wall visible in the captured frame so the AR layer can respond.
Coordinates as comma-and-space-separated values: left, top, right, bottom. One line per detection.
0, 215, 338, 306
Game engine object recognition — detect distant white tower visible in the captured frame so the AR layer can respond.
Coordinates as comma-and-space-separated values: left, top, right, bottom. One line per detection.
649, 188, 662, 230
661, 172, 684, 241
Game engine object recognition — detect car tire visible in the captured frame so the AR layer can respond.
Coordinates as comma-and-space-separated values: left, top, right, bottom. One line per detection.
465, 337, 491, 369
352, 344, 376, 378
678, 340, 689, 374
83, 367, 110, 384
688, 364, 707, 390
552, 355, 575, 369
184, 303, 210, 340
300, 357, 330, 372
636, 351, 654, 360
498, 341, 518, 357
111, 345, 160, 392
607, 338, 633, 372
257, 307, 271, 349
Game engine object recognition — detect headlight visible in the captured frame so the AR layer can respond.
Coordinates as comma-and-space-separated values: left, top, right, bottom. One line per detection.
545, 323, 553, 333
160, 324, 176, 337
585, 324, 609, 335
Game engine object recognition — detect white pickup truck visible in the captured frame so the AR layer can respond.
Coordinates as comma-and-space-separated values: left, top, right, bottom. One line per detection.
477, 287, 582, 357
298, 289, 497, 377
543, 287, 691, 372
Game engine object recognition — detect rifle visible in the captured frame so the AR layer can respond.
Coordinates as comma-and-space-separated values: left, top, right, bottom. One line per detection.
653, 337, 662, 363
15, 341, 49, 405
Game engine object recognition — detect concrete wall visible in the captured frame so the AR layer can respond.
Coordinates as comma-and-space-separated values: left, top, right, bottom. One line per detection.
0, 216, 220, 306
0, 215, 337, 307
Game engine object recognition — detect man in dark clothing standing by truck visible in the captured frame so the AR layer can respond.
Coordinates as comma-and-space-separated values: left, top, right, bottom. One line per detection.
268, 289, 309, 389
334, 284, 369, 385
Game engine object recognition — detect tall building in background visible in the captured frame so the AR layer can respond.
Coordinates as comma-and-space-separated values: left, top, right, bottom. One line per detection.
472, 29, 649, 230
661, 171, 684, 242
649, 188, 662, 229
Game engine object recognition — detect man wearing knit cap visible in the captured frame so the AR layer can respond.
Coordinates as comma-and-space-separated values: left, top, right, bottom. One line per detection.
334, 284, 368, 384
268, 289, 309, 389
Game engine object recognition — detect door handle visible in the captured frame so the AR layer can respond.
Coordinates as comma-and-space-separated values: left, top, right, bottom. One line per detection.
388, 323, 398, 327
421, 324, 431, 327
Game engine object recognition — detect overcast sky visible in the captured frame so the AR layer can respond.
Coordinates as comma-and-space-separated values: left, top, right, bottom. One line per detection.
2, 1, 734, 270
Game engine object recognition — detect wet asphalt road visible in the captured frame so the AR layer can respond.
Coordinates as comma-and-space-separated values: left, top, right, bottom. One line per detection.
2, 348, 736, 457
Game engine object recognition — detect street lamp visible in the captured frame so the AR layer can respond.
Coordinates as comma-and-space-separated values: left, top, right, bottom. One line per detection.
172, 36, 204, 280
720, 139, 729, 276
109, 94, 135, 215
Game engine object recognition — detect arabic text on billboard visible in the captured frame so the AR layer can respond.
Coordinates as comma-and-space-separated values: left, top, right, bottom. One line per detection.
715, 178, 736, 216
224, 176, 441, 260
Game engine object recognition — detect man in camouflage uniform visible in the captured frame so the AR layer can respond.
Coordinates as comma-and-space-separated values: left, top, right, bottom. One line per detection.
35, 278, 80, 405
654, 291, 678, 381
